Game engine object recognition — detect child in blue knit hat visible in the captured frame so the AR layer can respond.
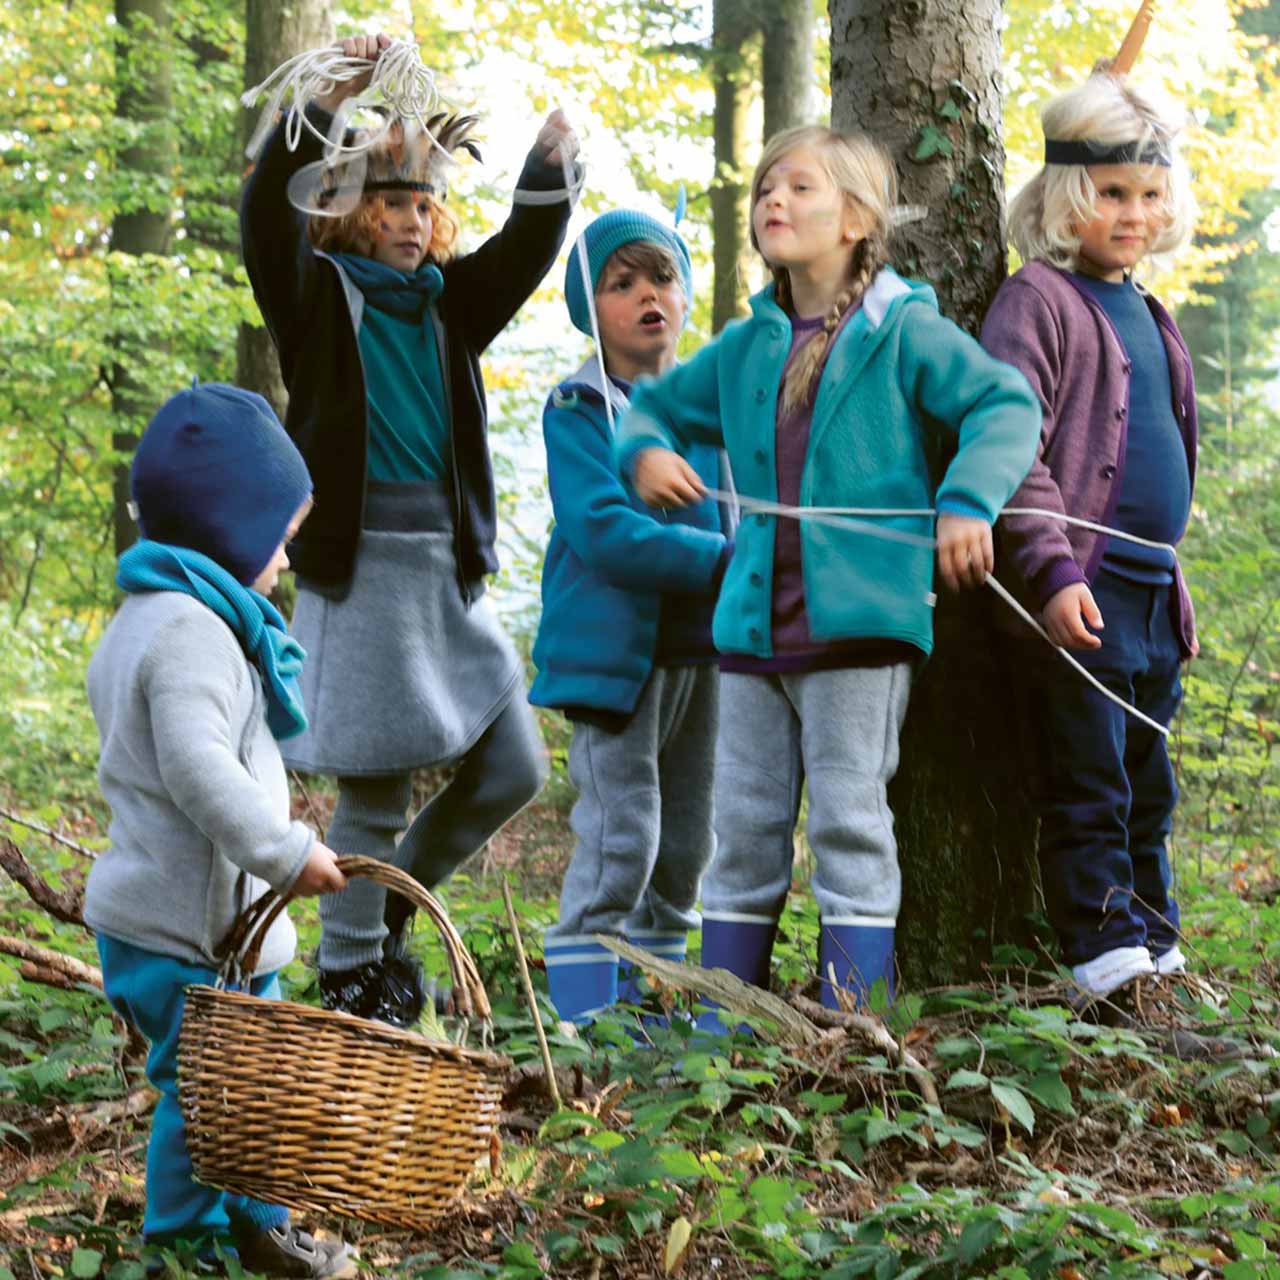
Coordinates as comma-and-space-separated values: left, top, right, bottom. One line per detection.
531, 209, 732, 1025
83, 382, 353, 1277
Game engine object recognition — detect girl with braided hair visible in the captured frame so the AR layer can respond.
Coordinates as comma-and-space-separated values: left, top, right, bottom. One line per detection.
241, 33, 577, 1026
616, 125, 1040, 1015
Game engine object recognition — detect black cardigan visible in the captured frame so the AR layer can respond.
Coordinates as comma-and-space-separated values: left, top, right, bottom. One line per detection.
240, 105, 572, 599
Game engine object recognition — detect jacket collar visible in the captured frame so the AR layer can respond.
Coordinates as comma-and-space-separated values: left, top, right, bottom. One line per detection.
560, 355, 634, 421
749, 267, 928, 333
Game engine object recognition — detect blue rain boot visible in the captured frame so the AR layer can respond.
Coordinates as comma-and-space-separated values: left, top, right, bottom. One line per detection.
695, 915, 779, 1034
818, 921, 895, 1011
618, 929, 688, 1006
544, 936, 619, 1026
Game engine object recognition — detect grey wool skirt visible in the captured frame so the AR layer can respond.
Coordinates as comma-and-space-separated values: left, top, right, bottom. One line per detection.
283, 481, 523, 777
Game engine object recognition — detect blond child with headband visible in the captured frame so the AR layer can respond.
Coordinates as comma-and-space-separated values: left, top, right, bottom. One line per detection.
241, 33, 577, 1026
981, 71, 1201, 1015
617, 127, 1040, 1015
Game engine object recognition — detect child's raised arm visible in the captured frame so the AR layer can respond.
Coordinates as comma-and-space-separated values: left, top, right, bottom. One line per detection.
442, 109, 578, 353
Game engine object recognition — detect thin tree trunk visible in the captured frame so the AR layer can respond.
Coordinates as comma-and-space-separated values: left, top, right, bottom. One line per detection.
710, 0, 756, 332
830, 0, 1039, 985
236, 0, 334, 417
762, 0, 814, 138
110, 0, 175, 558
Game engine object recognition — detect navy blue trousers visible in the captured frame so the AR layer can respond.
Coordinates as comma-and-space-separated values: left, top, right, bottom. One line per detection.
1011, 569, 1183, 966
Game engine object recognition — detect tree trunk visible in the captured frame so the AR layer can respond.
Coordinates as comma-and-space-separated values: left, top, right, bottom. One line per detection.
710, 0, 756, 332
236, 0, 334, 417
762, 0, 814, 138
110, 0, 176, 558
830, 0, 1039, 985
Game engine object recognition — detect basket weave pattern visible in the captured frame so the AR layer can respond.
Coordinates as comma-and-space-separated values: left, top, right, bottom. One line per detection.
178, 857, 509, 1231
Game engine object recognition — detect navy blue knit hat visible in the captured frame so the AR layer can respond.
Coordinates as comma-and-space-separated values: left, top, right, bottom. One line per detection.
130, 383, 312, 587
565, 209, 693, 337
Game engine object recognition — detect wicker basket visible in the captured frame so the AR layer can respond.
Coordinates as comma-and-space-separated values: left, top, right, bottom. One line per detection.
177, 856, 510, 1231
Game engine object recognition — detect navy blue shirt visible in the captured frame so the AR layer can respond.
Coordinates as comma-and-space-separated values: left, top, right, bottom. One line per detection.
1072, 274, 1189, 584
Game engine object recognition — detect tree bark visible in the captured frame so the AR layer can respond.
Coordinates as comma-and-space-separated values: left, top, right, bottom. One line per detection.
830, 0, 1039, 985
235, 0, 334, 417
762, 0, 814, 138
710, 0, 756, 332
110, 0, 176, 558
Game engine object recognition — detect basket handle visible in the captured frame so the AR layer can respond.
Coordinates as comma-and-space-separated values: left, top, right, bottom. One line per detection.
219, 856, 492, 1021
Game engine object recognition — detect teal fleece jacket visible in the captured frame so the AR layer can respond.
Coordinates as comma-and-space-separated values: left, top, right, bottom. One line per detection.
615, 270, 1041, 658
531, 358, 728, 714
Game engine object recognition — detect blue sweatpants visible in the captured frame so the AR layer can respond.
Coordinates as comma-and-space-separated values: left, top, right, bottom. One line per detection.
1011, 569, 1183, 967
96, 934, 289, 1245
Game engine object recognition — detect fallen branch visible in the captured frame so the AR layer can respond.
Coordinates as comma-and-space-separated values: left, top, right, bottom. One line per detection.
0, 837, 86, 926
0, 936, 102, 988
596, 936, 823, 1047
0, 806, 98, 860
793, 993, 940, 1108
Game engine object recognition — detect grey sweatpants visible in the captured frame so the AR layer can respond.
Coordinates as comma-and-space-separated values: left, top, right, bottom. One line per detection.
318, 691, 547, 970
702, 665, 911, 926
546, 665, 719, 941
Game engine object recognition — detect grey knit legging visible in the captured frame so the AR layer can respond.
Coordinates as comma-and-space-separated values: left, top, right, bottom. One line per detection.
317, 694, 547, 971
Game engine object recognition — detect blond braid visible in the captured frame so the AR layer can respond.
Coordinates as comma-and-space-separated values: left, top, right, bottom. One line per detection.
778, 232, 890, 416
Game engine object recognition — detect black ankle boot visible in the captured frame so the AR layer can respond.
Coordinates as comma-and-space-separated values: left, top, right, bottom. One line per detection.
318, 951, 426, 1029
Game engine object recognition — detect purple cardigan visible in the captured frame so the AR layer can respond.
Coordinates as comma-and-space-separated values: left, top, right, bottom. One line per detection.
981, 261, 1198, 658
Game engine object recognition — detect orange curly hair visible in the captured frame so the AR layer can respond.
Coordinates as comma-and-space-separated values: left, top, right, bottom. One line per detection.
308, 190, 459, 265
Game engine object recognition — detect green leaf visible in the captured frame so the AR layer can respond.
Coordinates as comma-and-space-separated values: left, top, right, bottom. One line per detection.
71, 1250, 103, 1279
1022, 1071, 1075, 1115
946, 1070, 988, 1090
990, 1081, 1035, 1135
958, 1215, 1001, 1264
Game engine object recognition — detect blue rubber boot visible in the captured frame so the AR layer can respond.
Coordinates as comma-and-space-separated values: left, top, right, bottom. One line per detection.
818, 921, 895, 1011
618, 930, 688, 1006
544, 936, 619, 1026
695, 916, 778, 1034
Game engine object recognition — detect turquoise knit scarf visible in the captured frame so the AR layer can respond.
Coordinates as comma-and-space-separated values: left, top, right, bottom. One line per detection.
329, 253, 444, 320
116, 541, 308, 741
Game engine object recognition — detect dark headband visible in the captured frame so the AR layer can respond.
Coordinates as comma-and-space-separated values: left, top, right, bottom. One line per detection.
1044, 138, 1171, 167
363, 179, 442, 195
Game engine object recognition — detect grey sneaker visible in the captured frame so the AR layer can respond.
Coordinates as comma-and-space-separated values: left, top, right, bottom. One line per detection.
234, 1225, 355, 1279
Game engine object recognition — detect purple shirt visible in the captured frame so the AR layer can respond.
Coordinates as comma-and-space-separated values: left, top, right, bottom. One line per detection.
980, 261, 1198, 658
722, 306, 920, 675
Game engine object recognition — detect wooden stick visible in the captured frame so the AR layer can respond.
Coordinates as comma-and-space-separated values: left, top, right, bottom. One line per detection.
0, 837, 87, 926
1112, 0, 1155, 75
501, 878, 562, 1110
0, 936, 103, 988
793, 991, 940, 1109
598, 935, 823, 1047
0, 806, 98, 860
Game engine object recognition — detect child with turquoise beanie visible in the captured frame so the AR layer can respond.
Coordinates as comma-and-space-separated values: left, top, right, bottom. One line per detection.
84, 382, 353, 1276
531, 209, 732, 1024
616, 127, 1040, 1017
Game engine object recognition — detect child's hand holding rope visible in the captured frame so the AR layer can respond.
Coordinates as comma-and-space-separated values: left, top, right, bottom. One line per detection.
314, 32, 391, 114
935, 514, 993, 592
535, 108, 580, 169
632, 447, 707, 509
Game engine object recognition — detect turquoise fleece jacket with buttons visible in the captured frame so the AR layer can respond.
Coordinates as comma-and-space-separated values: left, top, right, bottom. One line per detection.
531, 358, 728, 714
615, 270, 1041, 659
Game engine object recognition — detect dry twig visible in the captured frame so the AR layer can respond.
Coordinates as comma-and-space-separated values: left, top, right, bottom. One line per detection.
0, 837, 86, 926
0, 806, 97, 860
596, 936, 823, 1047
0, 935, 102, 988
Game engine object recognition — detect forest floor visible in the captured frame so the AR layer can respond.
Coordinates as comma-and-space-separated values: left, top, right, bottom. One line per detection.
3, 778, 1280, 1280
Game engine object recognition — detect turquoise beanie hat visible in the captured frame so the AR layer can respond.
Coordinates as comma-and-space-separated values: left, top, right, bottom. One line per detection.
565, 209, 693, 337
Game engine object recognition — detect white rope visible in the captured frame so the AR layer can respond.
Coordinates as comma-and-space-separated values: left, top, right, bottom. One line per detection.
553, 129, 1172, 739
242, 39, 445, 161
245, 40, 585, 210
699, 486, 1174, 737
